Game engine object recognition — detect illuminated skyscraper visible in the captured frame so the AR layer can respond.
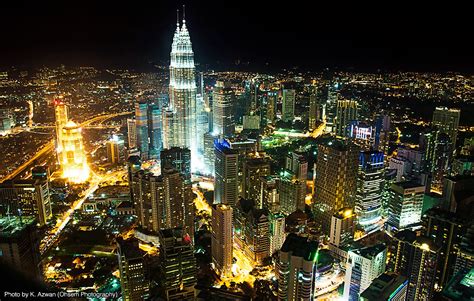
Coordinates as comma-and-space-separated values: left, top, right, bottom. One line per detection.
126, 118, 137, 149
281, 89, 295, 122
116, 237, 150, 301
106, 135, 125, 164
54, 98, 68, 153
242, 156, 271, 202
387, 181, 425, 231
266, 90, 277, 124
161, 147, 191, 181
60, 121, 89, 183
335, 99, 358, 137
343, 244, 387, 301
313, 139, 359, 231
276, 233, 319, 301
356, 151, 385, 233
159, 227, 196, 300
167, 9, 197, 157
432, 107, 460, 147
214, 140, 239, 208
211, 204, 233, 278
135, 100, 149, 159
212, 80, 235, 137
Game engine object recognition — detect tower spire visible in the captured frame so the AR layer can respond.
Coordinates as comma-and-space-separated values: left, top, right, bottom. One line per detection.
176, 9, 180, 27
182, 4, 186, 23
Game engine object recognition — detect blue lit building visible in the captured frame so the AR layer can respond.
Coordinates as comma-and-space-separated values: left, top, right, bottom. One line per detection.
356, 151, 385, 233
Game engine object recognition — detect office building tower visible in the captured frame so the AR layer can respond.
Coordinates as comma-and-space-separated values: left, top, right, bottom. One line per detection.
309, 87, 318, 130
278, 172, 306, 216
360, 272, 408, 301
148, 103, 162, 159
388, 230, 418, 276
60, 120, 89, 183
335, 99, 358, 137
313, 139, 359, 230
212, 81, 235, 137
234, 199, 270, 265
127, 118, 137, 149
432, 107, 461, 147
454, 223, 474, 277
226, 137, 259, 197
387, 181, 425, 231
167, 12, 197, 155
243, 156, 271, 202
0, 179, 51, 226
281, 89, 295, 122
356, 151, 385, 233
116, 237, 149, 301
374, 114, 391, 155
214, 140, 239, 208
324, 82, 340, 133
211, 204, 233, 278
285, 151, 308, 181
343, 244, 387, 301
135, 100, 150, 160
260, 175, 280, 212
348, 121, 375, 151
159, 228, 197, 301
269, 212, 286, 255
54, 98, 68, 153
389, 157, 412, 182
161, 147, 191, 181
131, 169, 193, 235
276, 233, 318, 301
406, 237, 440, 301
203, 132, 216, 174
242, 115, 260, 130
422, 208, 467, 289
106, 135, 125, 164
329, 207, 355, 248
266, 90, 277, 124
0, 216, 42, 280
426, 131, 453, 192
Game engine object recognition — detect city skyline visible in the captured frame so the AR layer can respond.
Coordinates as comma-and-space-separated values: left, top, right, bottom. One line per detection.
0, 4, 473, 301
1, 2, 472, 72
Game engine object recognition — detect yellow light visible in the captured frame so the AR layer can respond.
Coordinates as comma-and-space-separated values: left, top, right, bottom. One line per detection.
344, 209, 353, 218
420, 243, 430, 251
58, 121, 90, 183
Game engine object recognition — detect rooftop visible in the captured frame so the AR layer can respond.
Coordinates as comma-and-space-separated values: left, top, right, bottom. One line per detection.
280, 233, 318, 262
350, 243, 386, 259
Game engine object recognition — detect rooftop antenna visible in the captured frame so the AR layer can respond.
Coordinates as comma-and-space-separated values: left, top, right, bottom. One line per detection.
176, 9, 180, 26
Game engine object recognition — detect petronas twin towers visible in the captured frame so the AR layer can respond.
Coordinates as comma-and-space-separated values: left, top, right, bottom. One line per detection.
164, 8, 198, 159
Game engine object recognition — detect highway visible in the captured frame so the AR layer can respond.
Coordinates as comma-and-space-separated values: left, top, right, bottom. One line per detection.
1, 111, 132, 182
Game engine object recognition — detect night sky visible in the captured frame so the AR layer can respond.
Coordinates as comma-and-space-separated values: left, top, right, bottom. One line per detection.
1, 1, 472, 72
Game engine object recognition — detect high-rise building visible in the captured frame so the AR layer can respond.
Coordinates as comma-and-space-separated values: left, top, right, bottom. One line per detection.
0, 216, 42, 280
406, 237, 440, 301
131, 168, 193, 235
359, 272, 408, 301
266, 90, 277, 124
313, 139, 359, 230
285, 151, 308, 181
161, 147, 191, 181
335, 99, 358, 137
426, 131, 453, 192
167, 12, 198, 155
432, 107, 461, 147
454, 223, 474, 276
269, 212, 286, 255
126, 118, 137, 149
214, 140, 239, 208
234, 199, 270, 265
278, 172, 306, 216
343, 244, 387, 301
422, 208, 467, 289
356, 151, 385, 233
135, 100, 150, 160
211, 204, 233, 278
243, 156, 271, 202
329, 207, 355, 248
281, 89, 295, 123
276, 233, 318, 301
308, 87, 318, 130
116, 237, 149, 301
260, 175, 280, 212
203, 132, 217, 174
212, 80, 235, 138
54, 98, 68, 153
387, 181, 425, 231
148, 103, 162, 159
60, 121, 89, 183
158, 228, 196, 301
0, 179, 52, 226
106, 135, 125, 164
